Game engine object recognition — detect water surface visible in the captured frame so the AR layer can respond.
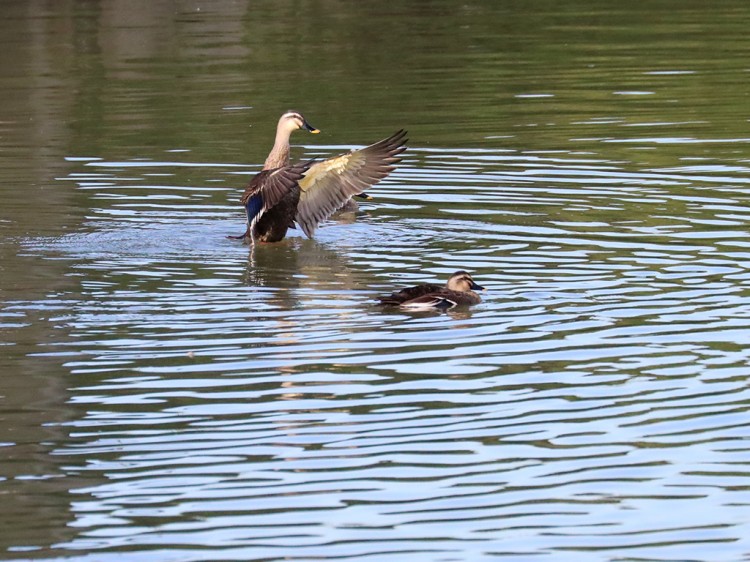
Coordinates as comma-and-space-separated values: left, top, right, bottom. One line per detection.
3, 2, 750, 561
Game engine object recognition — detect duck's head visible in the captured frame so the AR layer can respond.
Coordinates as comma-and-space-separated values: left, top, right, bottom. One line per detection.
446, 271, 485, 292
278, 110, 320, 135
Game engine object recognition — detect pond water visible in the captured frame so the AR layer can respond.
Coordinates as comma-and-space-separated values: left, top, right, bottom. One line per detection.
3, 1, 750, 561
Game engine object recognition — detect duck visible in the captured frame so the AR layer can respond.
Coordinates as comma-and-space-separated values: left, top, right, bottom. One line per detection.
379, 271, 485, 310
229, 110, 407, 244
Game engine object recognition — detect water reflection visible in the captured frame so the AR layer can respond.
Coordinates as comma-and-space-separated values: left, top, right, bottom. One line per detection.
9, 138, 750, 559
5, 1, 750, 561
9, 140, 750, 561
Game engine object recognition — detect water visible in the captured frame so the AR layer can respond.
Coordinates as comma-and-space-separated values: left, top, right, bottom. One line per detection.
3, 1, 750, 560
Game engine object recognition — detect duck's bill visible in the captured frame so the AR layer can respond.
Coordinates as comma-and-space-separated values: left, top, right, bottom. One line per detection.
470, 282, 485, 291
355, 192, 373, 200
303, 120, 320, 134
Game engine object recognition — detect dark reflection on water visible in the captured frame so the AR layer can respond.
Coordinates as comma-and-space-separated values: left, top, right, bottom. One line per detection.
4, 1, 750, 561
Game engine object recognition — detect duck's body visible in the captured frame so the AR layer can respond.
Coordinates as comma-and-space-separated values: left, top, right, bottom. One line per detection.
379, 271, 485, 310
230, 110, 407, 244
239, 162, 309, 243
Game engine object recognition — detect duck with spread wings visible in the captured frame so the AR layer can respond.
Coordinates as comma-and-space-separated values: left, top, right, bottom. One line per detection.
229, 110, 407, 244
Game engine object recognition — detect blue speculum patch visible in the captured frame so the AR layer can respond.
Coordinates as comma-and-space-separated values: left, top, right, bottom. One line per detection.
245, 194, 263, 224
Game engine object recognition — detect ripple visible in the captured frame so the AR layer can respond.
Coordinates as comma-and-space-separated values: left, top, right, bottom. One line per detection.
9, 138, 750, 562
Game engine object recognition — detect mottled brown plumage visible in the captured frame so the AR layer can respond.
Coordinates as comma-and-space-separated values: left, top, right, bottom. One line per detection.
237, 161, 311, 243
230, 110, 407, 244
379, 271, 485, 310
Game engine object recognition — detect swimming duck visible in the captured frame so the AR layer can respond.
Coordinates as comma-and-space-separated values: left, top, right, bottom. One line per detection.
229, 110, 407, 244
379, 271, 485, 310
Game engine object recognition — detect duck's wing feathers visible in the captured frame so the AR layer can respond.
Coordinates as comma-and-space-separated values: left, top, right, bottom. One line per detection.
296, 129, 407, 238
378, 283, 442, 306
239, 161, 310, 232
399, 293, 458, 311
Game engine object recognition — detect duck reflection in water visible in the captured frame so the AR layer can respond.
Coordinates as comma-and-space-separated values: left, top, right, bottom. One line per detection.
243, 238, 366, 298
229, 110, 407, 245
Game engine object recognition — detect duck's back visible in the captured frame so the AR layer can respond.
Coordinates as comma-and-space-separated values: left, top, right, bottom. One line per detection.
379, 283, 443, 306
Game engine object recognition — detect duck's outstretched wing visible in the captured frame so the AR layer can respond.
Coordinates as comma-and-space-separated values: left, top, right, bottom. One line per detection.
239, 161, 311, 233
295, 129, 407, 238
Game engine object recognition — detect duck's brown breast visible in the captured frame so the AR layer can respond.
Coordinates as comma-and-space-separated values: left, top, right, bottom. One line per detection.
252, 186, 300, 243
